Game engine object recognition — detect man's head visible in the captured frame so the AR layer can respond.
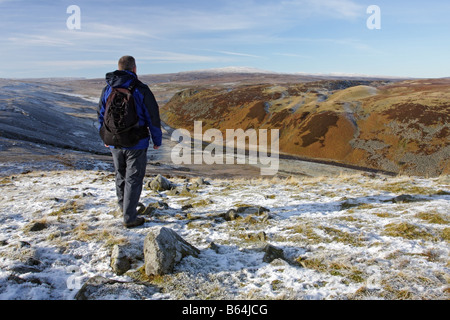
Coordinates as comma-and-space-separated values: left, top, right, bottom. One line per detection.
118, 56, 136, 73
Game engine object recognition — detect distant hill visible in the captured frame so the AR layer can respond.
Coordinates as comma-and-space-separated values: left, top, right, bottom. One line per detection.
161, 78, 450, 177
1, 69, 447, 177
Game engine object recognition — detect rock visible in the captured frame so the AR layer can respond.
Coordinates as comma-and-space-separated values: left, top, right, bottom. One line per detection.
223, 209, 240, 221
144, 227, 200, 276
181, 204, 193, 211
151, 201, 169, 210
74, 275, 159, 300
141, 206, 156, 216
236, 206, 270, 215
191, 177, 210, 187
263, 244, 285, 263
110, 245, 131, 275
110, 244, 144, 276
147, 174, 173, 191
391, 194, 419, 203
10, 264, 42, 274
270, 258, 290, 267
29, 222, 47, 232
139, 201, 168, 217
208, 242, 221, 253
19, 241, 31, 248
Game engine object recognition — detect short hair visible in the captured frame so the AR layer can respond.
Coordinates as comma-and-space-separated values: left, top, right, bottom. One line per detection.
118, 56, 136, 72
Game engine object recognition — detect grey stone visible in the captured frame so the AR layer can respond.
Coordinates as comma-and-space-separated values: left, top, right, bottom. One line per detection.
144, 227, 200, 276
74, 275, 159, 300
392, 194, 419, 203
29, 222, 47, 232
263, 244, 285, 263
236, 206, 270, 215
10, 264, 41, 274
147, 174, 173, 192
110, 245, 131, 276
110, 243, 144, 276
223, 209, 239, 221
191, 177, 210, 187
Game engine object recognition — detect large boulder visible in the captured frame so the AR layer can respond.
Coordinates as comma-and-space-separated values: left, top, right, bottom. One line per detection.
144, 227, 200, 276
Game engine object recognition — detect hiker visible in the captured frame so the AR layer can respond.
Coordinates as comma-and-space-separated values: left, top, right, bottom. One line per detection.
98, 56, 162, 228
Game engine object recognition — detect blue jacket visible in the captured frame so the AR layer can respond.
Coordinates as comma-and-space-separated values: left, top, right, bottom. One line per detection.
98, 70, 162, 149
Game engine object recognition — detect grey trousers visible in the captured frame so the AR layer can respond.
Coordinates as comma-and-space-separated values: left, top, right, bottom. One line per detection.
110, 148, 148, 224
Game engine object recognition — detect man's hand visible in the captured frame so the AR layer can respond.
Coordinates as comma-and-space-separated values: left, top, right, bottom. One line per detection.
104, 144, 110, 148
153, 145, 160, 150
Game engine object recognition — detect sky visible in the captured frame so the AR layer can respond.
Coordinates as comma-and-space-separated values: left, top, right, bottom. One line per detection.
0, 0, 449, 79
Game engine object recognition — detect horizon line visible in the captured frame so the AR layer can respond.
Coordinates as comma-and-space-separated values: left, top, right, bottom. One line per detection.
0, 66, 440, 81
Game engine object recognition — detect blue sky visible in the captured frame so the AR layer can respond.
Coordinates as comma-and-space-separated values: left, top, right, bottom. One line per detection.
1, 0, 449, 78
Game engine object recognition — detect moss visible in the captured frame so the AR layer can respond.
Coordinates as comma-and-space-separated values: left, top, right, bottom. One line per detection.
301, 258, 366, 284
72, 223, 127, 247
415, 211, 449, 224
282, 223, 324, 244
439, 228, 450, 242
271, 279, 283, 291
383, 222, 436, 241
372, 211, 393, 218
190, 199, 213, 208
319, 226, 366, 246
126, 266, 158, 283
377, 181, 434, 195
49, 200, 82, 217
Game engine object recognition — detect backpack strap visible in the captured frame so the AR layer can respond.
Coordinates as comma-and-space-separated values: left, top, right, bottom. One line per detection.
127, 79, 138, 93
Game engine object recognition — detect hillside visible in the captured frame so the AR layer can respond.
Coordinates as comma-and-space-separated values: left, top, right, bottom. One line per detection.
0, 71, 448, 301
0, 170, 448, 300
161, 78, 450, 177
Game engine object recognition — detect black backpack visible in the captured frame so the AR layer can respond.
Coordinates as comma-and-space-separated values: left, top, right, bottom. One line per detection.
100, 81, 149, 148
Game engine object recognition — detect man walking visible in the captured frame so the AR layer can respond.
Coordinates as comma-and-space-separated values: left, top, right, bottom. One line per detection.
98, 56, 162, 228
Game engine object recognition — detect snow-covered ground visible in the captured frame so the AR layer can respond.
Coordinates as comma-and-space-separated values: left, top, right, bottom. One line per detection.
0, 168, 448, 300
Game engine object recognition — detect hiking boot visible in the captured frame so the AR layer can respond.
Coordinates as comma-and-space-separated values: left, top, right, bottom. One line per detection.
124, 217, 146, 229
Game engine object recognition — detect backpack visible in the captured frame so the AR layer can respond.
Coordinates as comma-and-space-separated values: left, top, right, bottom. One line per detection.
99, 80, 149, 148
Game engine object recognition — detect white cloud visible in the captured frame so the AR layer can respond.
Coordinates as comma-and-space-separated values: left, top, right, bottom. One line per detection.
215, 51, 263, 59
281, 0, 364, 19
7, 34, 73, 47
38, 60, 117, 68
140, 51, 231, 64
75, 23, 159, 40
